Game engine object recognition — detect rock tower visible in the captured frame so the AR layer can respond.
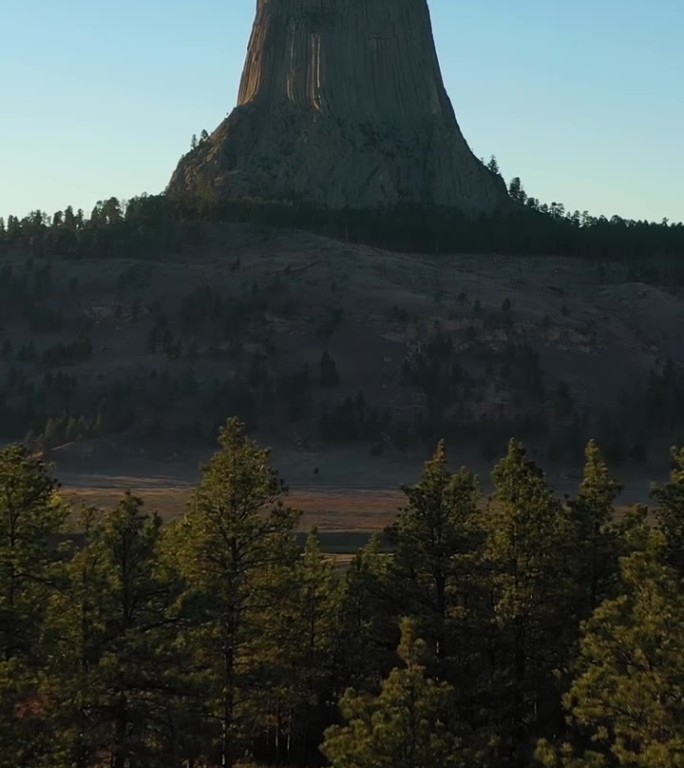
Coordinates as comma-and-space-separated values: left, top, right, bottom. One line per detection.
168, 0, 510, 214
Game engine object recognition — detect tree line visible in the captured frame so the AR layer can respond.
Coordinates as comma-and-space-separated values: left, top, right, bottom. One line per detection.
1, 174, 683, 269
2, 420, 684, 767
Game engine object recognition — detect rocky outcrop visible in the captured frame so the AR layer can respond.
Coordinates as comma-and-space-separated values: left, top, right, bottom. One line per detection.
168, 0, 510, 214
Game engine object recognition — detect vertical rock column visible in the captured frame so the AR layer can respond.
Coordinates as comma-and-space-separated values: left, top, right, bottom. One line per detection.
168, 0, 510, 214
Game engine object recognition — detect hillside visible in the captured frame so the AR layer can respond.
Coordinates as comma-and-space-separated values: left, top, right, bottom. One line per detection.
2, 221, 684, 500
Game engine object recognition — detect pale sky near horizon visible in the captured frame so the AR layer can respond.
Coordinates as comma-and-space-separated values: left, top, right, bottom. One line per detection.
1, 0, 682, 223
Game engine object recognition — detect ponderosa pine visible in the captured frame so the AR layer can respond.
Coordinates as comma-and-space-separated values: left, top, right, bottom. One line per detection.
167, 418, 300, 768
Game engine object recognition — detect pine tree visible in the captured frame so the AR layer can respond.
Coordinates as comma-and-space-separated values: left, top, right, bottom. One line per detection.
258, 529, 342, 764
568, 440, 622, 616
482, 439, 574, 766
486, 155, 501, 176
387, 441, 484, 678
543, 534, 684, 768
293, 530, 341, 754
0, 444, 68, 764
508, 176, 528, 204
46, 494, 179, 768
651, 446, 684, 575
336, 535, 396, 691
322, 618, 475, 768
168, 418, 300, 768
44, 506, 107, 768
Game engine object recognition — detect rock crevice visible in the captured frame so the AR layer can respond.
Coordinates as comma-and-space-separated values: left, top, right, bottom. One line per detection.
168, 0, 510, 214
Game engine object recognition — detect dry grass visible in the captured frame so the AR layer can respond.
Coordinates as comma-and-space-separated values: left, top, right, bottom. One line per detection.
61, 483, 648, 569
63, 487, 191, 529
291, 489, 401, 531
63, 485, 401, 535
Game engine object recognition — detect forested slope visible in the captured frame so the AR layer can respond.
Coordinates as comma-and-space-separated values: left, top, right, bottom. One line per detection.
1, 196, 684, 474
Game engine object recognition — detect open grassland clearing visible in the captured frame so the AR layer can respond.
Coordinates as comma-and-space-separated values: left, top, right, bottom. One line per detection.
62, 477, 639, 564
63, 482, 402, 560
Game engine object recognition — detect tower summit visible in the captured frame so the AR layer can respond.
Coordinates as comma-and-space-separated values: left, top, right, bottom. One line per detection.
168, 0, 510, 214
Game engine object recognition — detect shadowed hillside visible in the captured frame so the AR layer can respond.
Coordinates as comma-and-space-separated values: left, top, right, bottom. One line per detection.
1, 217, 683, 486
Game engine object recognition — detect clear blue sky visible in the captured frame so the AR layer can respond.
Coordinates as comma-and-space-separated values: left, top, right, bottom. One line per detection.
2, 0, 682, 223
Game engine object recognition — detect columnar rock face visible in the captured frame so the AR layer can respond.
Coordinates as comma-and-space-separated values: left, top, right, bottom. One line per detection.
168, 0, 510, 214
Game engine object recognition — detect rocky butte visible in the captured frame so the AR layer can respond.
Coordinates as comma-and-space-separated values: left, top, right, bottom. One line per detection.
168, 0, 510, 215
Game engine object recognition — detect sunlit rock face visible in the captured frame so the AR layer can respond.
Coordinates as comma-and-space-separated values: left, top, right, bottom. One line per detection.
168, 0, 510, 214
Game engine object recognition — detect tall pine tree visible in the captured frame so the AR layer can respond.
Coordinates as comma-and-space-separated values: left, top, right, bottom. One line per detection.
651, 446, 684, 575
323, 618, 476, 768
482, 439, 574, 766
0, 445, 67, 766
568, 440, 622, 617
46, 494, 179, 768
386, 441, 483, 671
168, 418, 300, 768
541, 533, 684, 768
